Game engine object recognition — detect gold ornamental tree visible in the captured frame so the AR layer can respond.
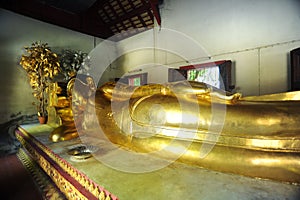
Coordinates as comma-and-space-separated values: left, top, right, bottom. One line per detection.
20, 42, 60, 117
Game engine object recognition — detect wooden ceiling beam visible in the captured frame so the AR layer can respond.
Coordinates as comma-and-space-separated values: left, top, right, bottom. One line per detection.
0, 0, 112, 38
0, 0, 162, 40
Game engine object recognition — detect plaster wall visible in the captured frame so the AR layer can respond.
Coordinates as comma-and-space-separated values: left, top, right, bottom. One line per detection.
0, 9, 101, 123
105, 0, 300, 96
1, 0, 300, 122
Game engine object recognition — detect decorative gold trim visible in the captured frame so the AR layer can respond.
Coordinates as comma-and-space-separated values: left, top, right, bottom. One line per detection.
16, 127, 118, 200
17, 148, 66, 199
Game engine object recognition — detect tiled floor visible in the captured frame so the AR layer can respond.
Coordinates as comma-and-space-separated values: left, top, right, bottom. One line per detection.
0, 154, 43, 200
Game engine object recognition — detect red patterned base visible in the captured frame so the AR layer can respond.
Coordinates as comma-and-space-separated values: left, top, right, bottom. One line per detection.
15, 126, 118, 200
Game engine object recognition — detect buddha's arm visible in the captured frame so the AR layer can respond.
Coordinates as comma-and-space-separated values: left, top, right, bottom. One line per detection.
99, 81, 240, 104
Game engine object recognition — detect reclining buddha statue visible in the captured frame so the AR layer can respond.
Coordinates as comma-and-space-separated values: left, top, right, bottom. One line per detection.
51, 75, 300, 184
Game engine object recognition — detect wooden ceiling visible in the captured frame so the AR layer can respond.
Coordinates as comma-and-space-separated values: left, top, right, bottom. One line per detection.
0, 0, 161, 41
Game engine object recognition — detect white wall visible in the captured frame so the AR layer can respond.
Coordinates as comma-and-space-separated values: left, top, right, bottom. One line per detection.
1, 0, 300, 122
100, 0, 300, 96
0, 9, 101, 123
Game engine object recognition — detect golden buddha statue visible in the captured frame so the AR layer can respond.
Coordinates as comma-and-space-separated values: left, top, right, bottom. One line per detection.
49, 75, 96, 142
83, 80, 300, 183
51, 76, 300, 183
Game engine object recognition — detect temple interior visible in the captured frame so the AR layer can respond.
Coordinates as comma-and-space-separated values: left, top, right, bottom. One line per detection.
0, 0, 300, 199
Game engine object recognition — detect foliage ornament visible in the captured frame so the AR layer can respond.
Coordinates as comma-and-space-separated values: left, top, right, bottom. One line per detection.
59, 49, 89, 80
20, 41, 60, 117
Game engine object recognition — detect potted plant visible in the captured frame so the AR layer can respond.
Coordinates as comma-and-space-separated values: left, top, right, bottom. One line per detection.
20, 41, 60, 123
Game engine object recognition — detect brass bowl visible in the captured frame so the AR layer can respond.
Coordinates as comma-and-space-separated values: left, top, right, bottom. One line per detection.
67, 145, 98, 160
